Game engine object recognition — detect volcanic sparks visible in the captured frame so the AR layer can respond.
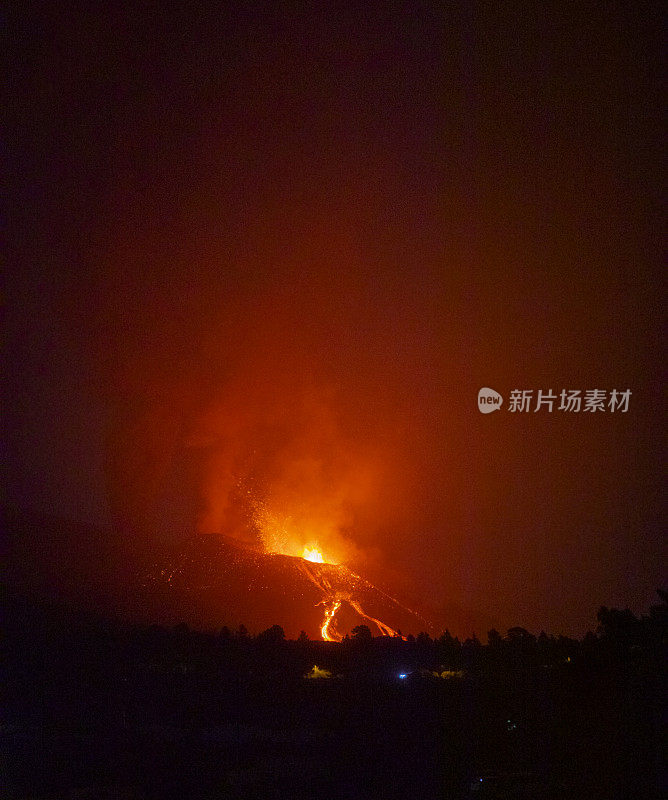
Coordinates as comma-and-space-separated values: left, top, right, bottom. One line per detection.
145, 532, 432, 642
244, 490, 418, 640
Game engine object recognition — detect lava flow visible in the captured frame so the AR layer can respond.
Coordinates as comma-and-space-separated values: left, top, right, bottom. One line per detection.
296, 553, 404, 642
320, 599, 342, 641
348, 598, 401, 638
145, 530, 431, 640
250, 502, 405, 639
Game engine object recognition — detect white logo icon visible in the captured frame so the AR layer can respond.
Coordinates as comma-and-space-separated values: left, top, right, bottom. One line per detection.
478, 387, 503, 413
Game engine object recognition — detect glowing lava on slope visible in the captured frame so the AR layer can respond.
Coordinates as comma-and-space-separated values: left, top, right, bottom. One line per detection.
320, 599, 342, 641
296, 556, 405, 642
144, 532, 432, 640
250, 500, 408, 641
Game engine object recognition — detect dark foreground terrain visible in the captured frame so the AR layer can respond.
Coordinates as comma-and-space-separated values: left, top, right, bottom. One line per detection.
3, 593, 665, 799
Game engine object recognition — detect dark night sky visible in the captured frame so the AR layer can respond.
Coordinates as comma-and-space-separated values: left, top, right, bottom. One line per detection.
5, 2, 665, 635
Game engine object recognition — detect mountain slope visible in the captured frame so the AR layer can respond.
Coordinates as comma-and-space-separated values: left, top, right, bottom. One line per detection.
142, 533, 433, 639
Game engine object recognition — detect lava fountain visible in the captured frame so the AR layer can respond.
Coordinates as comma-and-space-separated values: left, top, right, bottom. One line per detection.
250, 497, 410, 641
302, 546, 325, 563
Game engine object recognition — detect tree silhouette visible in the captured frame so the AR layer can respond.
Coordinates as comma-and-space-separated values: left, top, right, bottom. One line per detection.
256, 624, 286, 644
507, 626, 535, 643
351, 624, 372, 641
487, 628, 502, 647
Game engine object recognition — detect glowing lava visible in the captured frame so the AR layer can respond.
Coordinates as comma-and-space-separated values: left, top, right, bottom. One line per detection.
302, 546, 325, 563
297, 558, 404, 642
348, 599, 402, 638
321, 599, 342, 641
248, 494, 414, 640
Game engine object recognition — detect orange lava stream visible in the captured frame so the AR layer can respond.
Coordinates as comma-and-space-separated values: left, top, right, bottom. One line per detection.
297, 558, 402, 641
348, 599, 404, 639
321, 599, 343, 641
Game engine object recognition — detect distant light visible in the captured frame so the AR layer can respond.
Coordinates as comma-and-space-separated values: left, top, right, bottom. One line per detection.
305, 664, 332, 680
398, 673, 407, 679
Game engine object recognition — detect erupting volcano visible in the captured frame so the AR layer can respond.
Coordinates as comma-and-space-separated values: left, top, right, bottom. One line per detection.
143, 531, 430, 640
248, 500, 413, 639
